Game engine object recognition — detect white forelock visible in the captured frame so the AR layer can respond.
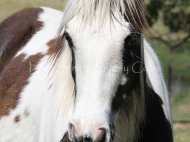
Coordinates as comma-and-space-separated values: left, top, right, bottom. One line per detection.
60, 0, 147, 32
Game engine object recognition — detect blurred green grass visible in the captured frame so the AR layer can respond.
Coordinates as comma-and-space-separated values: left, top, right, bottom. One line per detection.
172, 90, 190, 142
172, 90, 190, 122
174, 123, 190, 142
0, 1, 190, 142
0, 0, 63, 21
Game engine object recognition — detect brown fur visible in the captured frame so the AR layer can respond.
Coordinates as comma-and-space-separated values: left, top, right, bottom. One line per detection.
47, 38, 57, 55
0, 53, 43, 117
47, 36, 65, 65
14, 115, 20, 123
0, 7, 43, 72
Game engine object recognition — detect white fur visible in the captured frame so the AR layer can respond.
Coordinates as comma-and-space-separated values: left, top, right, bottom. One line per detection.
121, 76, 128, 85
66, 13, 131, 141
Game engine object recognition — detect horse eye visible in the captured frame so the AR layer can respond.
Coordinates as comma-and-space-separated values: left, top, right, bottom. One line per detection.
128, 35, 140, 45
128, 33, 140, 45
64, 32, 74, 48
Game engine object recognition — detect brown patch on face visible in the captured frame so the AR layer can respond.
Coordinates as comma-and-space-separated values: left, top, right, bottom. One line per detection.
47, 37, 62, 56
47, 38, 57, 55
0, 7, 43, 72
14, 115, 20, 123
0, 53, 43, 117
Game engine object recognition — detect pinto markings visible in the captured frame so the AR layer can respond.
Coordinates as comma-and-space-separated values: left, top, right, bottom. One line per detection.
0, 53, 43, 117
14, 115, 20, 123
47, 37, 62, 56
0, 8, 43, 72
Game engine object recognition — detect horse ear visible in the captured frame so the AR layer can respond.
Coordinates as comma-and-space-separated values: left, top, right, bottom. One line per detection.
143, 39, 173, 124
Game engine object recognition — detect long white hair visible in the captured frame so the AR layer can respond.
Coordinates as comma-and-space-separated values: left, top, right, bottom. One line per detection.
60, 0, 148, 32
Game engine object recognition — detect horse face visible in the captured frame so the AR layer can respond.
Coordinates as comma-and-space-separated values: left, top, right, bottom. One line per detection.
64, 15, 141, 142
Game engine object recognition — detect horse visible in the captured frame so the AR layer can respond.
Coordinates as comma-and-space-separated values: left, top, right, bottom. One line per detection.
0, 0, 173, 142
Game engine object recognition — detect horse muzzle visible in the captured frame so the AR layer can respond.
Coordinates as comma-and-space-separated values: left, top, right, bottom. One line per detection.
61, 123, 115, 142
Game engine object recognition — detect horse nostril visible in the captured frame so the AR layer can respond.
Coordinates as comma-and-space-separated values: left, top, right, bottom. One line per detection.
68, 122, 75, 141
61, 131, 72, 142
95, 127, 107, 142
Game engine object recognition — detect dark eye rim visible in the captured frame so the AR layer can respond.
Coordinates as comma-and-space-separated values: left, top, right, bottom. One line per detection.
64, 31, 74, 48
124, 33, 141, 50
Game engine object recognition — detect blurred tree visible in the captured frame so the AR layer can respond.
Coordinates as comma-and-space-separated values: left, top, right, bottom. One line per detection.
146, 0, 190, 93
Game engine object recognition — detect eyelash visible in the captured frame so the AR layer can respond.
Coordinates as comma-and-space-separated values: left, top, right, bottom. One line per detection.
64, 32, 74, 48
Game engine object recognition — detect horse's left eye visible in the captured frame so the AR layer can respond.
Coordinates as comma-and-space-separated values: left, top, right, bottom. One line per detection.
128, 34, 140, 45
124, 33, 141, 50
64, 32, 74, 48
